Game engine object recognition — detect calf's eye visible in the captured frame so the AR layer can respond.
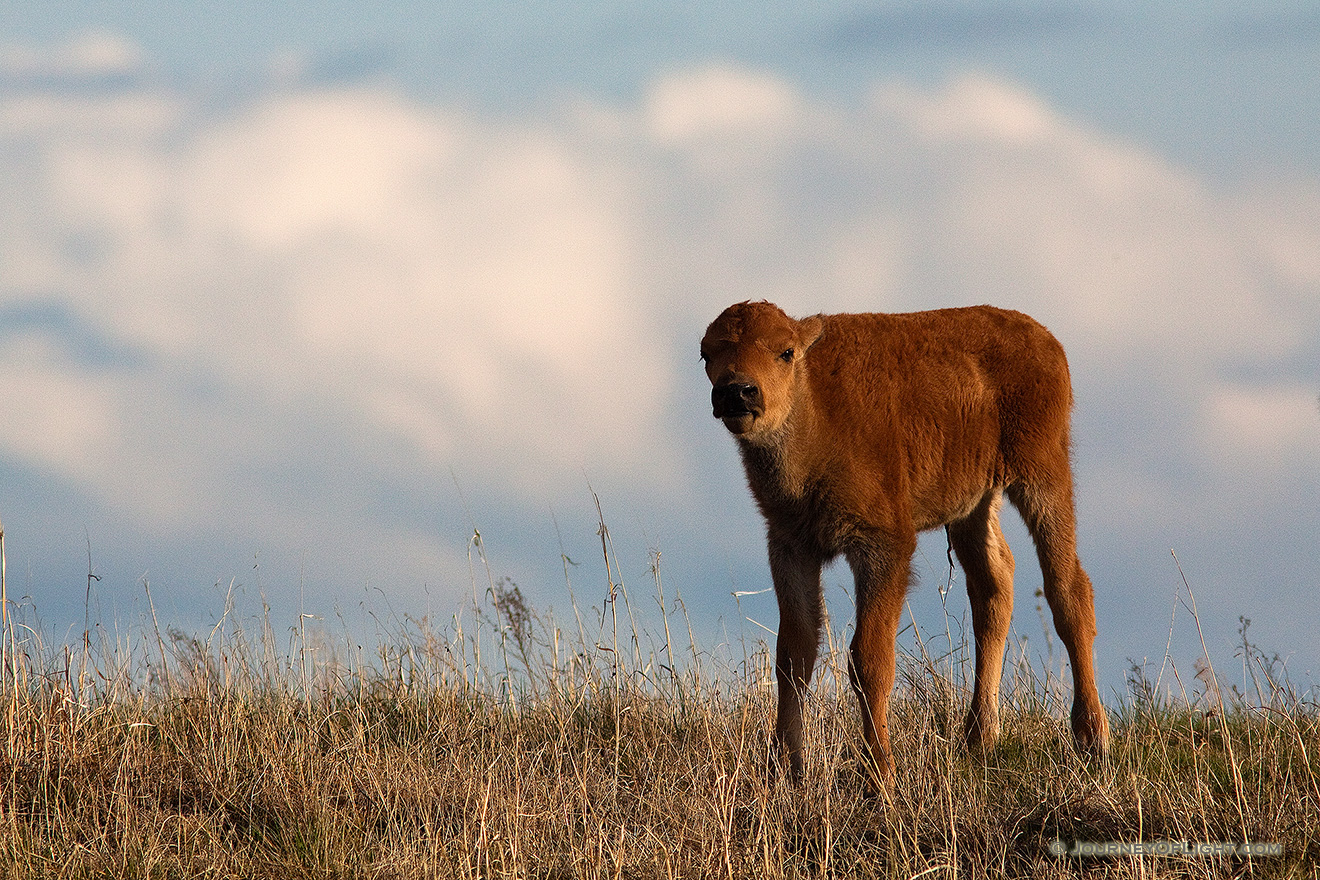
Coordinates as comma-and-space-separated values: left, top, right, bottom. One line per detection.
779, 348, 795, 362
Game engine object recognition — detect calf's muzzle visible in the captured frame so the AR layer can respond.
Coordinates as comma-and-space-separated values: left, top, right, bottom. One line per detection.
711, 381, 761, 419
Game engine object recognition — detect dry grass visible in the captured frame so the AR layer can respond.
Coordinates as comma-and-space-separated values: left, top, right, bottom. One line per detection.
0, 524, 1317, 878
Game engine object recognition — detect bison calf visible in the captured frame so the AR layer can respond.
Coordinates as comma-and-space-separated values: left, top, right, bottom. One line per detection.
700, 300, 1108, 787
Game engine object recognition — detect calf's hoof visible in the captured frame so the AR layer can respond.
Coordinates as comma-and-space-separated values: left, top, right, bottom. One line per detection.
1072, 705, 1110, 759
963, 709, 1001, 753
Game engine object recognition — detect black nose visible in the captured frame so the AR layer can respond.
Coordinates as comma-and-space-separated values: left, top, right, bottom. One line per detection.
712, 382, 760, 418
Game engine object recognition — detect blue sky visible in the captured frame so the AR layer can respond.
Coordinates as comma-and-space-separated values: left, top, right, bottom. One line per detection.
1, 2, 1317, 701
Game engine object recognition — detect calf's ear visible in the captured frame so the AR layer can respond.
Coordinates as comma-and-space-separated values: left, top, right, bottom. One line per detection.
797, 315, 824, 353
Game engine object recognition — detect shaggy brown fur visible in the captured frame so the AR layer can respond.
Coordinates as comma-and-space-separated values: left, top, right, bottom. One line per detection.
700, 300, 1108, 787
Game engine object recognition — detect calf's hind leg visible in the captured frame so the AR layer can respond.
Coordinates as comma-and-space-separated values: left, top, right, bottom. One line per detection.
948, 490, 1016, 751
846, 535, 914, 789
1008, 479, 1109, 755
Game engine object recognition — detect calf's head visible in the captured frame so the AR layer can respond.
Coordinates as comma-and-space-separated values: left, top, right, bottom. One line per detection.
700, 301, 823, 438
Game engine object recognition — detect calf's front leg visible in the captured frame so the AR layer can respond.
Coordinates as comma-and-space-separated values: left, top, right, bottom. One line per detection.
768, 540, 824, 782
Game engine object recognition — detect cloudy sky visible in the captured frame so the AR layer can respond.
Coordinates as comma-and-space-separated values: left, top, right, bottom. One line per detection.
2, 1, 1317, 698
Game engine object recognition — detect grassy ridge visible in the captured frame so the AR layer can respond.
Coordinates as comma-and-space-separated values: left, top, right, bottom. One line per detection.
1, 540, 1317, 878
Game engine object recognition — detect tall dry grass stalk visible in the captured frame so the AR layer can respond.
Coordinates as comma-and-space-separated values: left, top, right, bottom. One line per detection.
0, 520, 1316, 878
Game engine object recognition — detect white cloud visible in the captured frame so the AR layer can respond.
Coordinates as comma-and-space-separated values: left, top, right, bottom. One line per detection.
0, 60, 1316, 640
0, 331, 221, 525
0, 30, 142, 79
871, 74, 1310, 372
1204, 384, 1320, 468
0, 337, 120, 487
644, 65, 803, 144
1, 83, 679, 532
882, 74, 1056, 146
181, 90, 455, 250
1233, 177, 1320, 291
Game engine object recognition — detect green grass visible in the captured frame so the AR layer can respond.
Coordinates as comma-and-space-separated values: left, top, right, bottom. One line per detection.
0, 526, 1316, 878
